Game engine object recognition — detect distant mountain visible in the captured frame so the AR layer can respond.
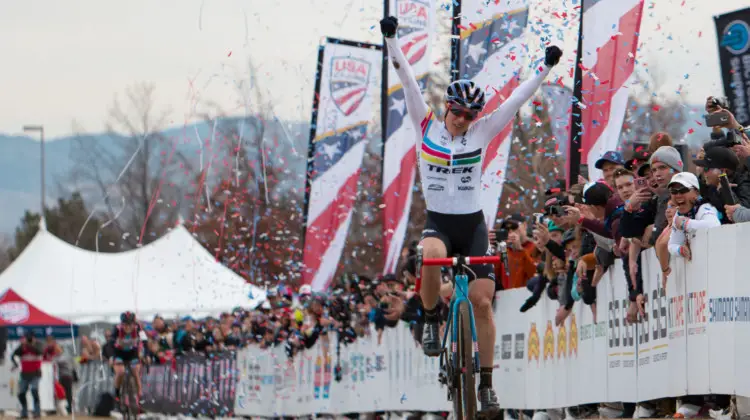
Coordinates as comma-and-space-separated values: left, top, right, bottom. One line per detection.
0, 118, 310, 235
0, 103, 715, 236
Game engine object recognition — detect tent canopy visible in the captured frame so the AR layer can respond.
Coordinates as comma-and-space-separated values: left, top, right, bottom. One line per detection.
0, 288, 79, 339
0, 220, 267, 323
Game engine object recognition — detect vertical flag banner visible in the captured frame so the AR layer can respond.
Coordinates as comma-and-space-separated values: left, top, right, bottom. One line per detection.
302, 38, 382, 291
453, 0, 529, 229
714, 7, 750, 127
381, 0, 436, 275
574, 0, 644, 182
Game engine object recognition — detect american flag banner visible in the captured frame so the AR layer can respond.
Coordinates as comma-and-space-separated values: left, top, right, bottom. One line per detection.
574, 0, 645, 182
381, 0, 436, 275
454, 0, 530, 230
301, 39, 382, 291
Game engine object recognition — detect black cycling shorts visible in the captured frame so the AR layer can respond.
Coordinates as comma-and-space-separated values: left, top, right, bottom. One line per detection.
421, 210, 495, 282
114, 349, 139, 365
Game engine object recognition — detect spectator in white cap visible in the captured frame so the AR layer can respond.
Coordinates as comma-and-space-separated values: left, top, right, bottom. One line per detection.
667, 172, 721, 262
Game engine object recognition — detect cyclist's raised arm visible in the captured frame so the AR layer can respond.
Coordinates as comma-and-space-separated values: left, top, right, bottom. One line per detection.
382, 17, 430, 133
472, 46, 562, 146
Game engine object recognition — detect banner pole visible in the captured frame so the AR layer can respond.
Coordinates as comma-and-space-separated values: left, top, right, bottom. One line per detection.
567, 1, 585, 188
299, 43, 326, 269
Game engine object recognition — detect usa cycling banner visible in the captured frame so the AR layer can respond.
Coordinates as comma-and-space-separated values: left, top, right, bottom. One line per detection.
301, 38, 382, 291
714, 7, 750, 126
573, 0, 644, 182
381, 0, 436, 275
452, 0, 530, 230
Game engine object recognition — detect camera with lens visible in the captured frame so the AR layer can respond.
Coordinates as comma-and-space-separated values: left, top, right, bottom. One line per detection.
705, 128, 744, 149
544, 195, 571, 217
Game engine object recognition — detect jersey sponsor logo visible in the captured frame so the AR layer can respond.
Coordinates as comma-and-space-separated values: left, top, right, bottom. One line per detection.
396, 0, 430, 65
460, 176, 471, 183
426, 175, 447, 181
330, 57, 371, 116
427, 184, 444, 191
421, 138, 481, 167
457, 185, 474, 191
427, 164, 474, 174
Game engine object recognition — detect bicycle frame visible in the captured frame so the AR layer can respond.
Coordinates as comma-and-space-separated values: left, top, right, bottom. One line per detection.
442, 271, 480, 374
414, 249, 500, 376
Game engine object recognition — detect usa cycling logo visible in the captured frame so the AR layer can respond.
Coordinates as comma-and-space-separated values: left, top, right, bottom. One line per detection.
396, 0, 429, 65
722, 20, 750, 55
330, 57, 371, 116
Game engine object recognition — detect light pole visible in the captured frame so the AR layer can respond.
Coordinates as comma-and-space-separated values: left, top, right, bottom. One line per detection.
22, 125, 45, 213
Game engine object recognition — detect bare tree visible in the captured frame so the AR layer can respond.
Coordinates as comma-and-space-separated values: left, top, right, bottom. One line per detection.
71, 83, 190, 248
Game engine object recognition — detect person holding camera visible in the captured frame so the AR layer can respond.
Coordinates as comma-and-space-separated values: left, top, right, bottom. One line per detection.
694, 147, 750, 222
490, 214, 540, 290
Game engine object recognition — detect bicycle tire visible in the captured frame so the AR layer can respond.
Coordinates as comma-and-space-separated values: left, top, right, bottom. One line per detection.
126, 369, 139, 418
453, 301, 478, 420
120, 370, 131, 419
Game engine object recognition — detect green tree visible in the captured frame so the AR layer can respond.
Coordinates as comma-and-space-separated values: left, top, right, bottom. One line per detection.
7, 192, 121, 261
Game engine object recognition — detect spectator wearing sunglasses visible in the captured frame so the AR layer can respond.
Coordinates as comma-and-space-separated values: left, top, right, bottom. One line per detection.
667, 172, 721, 261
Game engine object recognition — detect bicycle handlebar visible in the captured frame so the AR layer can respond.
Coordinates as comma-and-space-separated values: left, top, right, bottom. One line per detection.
414, 245, 501, 293
421, 256, 501, 266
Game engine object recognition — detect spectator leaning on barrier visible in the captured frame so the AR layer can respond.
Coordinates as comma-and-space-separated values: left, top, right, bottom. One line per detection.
565, 182, 624, 287
695, 146, 750, 223
620, 145, 683, 271
667, 172, 721, 262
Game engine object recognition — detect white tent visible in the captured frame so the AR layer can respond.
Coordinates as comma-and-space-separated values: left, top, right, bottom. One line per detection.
0, 219, 266, 323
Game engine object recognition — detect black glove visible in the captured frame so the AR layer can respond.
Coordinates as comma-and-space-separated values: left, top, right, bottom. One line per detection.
545, 45, 562, 67
520, 294, 541, 313
380, 16, 398, 38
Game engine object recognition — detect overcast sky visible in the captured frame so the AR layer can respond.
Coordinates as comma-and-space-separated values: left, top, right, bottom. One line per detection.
2, 0, 749, 138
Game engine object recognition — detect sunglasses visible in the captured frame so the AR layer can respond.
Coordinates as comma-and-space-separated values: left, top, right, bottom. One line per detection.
448, 106, 478, 121
669, 187, 690, 195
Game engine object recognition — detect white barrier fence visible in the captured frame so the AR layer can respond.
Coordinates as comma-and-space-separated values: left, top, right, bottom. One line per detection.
1, 223, 748, 416
233, 223, 750, 416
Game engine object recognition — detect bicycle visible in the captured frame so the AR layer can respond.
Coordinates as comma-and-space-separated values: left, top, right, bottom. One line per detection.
415, 246, 500, 420
118, 361, 140, 419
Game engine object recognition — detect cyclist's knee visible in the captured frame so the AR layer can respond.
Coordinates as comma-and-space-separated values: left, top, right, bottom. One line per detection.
469, 279, 495, 317
420, 237, 447, 259
471, 295, 493, 317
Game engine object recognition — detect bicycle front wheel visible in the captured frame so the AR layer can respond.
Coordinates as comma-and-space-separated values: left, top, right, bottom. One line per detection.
452, 300, 477, 420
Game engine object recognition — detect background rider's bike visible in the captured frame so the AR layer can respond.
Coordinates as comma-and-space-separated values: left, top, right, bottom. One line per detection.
119, 361, 140, 419
415, 247, 500, 420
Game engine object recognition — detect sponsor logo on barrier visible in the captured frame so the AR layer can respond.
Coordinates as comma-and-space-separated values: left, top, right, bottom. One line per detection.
687, 290, 707, 335
514, 333, 525, 360
543, 321, 555, 361
528, 322, 540, 363
569, 314, 578, 357
501, 334, 512, 360
669, 294, 685, 338
557, 323, 567, 359
708, 296, 750, 322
